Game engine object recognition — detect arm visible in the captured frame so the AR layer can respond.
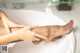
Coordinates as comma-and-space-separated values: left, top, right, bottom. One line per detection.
0, 31, 20, 45
0, 26, 47, 45
0, 10, 47, 45
0, 10, 24, 33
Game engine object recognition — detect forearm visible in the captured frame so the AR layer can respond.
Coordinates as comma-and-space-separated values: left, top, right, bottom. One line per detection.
0, 10, 10, 20
0, 10, 17, 24
0, 10, 24, 33
0, 10, 13, 33
0, 31, 20, 45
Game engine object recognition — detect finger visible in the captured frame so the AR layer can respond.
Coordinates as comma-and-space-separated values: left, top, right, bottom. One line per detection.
44, 40, 49, 44
34, 33, 47, 40
33, 37, 40, 41
32, 40, 41, 45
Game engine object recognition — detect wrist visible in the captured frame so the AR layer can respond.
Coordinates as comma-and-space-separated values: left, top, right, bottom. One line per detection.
14, 31, 24, 40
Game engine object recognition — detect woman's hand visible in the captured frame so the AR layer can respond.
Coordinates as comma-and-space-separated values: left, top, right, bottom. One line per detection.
16, 26, 47, 41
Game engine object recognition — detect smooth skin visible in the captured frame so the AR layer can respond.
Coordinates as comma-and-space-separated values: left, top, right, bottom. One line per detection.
0, 10, 47, 45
